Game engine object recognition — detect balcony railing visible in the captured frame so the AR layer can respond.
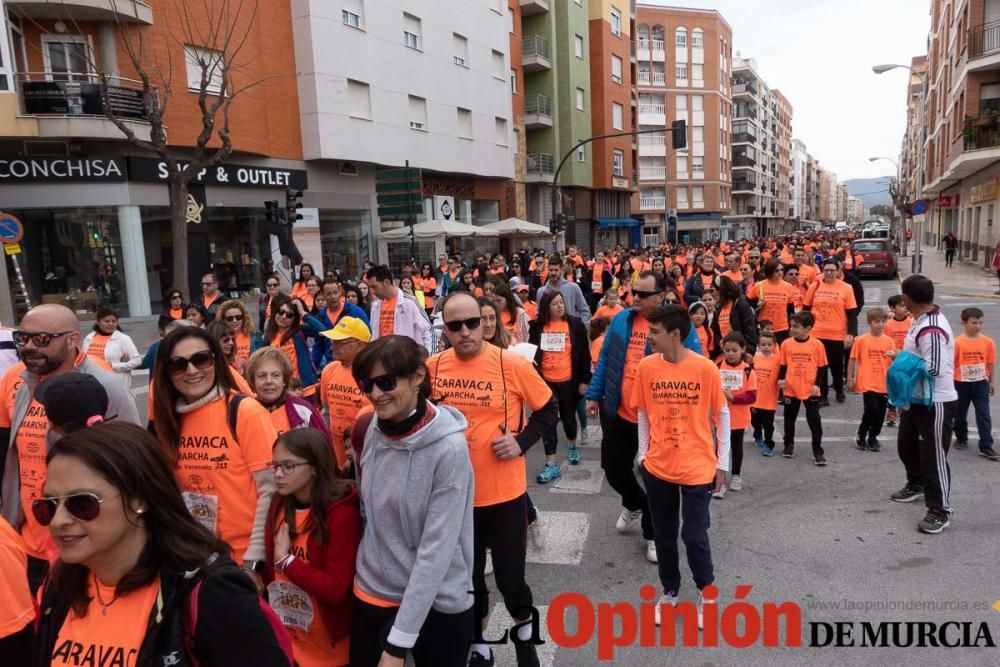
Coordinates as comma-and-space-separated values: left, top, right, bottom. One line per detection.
969, 20, 1000, 59
637, 71, 665, 86
732, 80, 757, 97
732, 131, 755, 144
522, 35, 551, 72
733, 105, 757, 120
639, 196, 666, 210
732, 180, 756, 192
15, 72, 156, 120
526, 152, 554, 175
963, 126, 1000, 151
639, 165, 666, 180
732, 155, 755, 168
524, 93, 552, 128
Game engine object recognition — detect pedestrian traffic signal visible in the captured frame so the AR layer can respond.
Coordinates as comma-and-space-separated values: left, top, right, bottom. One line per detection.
550, 213, 567, 235
671, 120, 687, 150
286, 189, 304, 223
264, 198, 303, 266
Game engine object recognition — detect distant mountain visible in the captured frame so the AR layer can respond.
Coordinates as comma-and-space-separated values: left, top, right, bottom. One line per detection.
844, 177, 892, 212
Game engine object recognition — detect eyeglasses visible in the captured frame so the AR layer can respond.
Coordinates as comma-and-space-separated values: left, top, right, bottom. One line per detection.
664, 298, 679, 304
276, 309, 296, 318
170, 295, 183, 301
13, 331, 73, 348
633, 290, 662, 300
443, 317, 482, 332
219, 336, 233, 345
267, 460, 312, 474
201, 282, 216, 287
356, 374, 398, 394
165, 350, 215, 375
32, 492, 119, 526
224, 314, 244, 322
266, 282, 280, 288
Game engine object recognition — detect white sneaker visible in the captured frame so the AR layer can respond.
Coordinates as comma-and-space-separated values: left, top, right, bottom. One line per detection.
579, 426, 589, 444
696, 590, 706, 630
528, 517, 545, 551
484, 549, 493, 576
730, 475, 743, 492
654, 592, 678, 626
615, 509, 642, 533
645, 540, 658, 563
711, 484, 727, 499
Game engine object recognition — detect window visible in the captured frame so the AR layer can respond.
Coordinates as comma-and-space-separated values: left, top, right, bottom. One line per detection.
408, 95, 427, 130
403, 13, 421, 50
453, 33, 468, 67
677, 155, 688, 178
676, 64, 688, 80
347, 79, 371, 119
675, 28, 687, 47
676, 95, 687, 111
577, 144, 586, 162
692, 64, 703, 81
693, 186, 704, 206
576, 87, 585, 110
184, 45, 224, 94
692, 156, 704, 173
508, 7, 515, 33
510, 68, 517, 93
457, 108, 473, 139
677, 186, 689, 207
692, 28, 703, 48
613, 150, 624, 176
492, 50, 505, 79
612, 55, 623, 84
693, 126, 704, 142
692, 95, 703, 111
610, 7, 622, 35
575, 34, 584, 58
612, 102, 624, 130
342, 0, 364, 28
495, 117, 508, 146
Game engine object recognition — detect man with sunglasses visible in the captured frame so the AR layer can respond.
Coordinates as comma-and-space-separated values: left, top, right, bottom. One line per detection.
367, 265, 433, 353
201, 272, 226, 318
429, 292, 557, 667
0, 304, 140, 590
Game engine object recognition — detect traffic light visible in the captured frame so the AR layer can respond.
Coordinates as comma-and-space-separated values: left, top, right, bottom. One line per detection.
549, 212, 567, 235
667, 214, 678, 238
286, 188, 304, 223
265, 197, 303, 266
671, 119, 687, 150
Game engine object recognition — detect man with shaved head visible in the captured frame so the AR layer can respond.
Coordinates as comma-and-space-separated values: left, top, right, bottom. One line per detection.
0, 304, 140, 590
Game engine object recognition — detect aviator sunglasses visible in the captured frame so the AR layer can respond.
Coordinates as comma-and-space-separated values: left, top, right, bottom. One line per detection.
32, 492, 120, 526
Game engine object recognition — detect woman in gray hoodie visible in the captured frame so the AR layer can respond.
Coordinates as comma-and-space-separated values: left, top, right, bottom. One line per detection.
349, 335, 475, 667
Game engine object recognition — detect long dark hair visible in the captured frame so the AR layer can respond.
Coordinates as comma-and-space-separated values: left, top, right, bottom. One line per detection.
206, 321, 235, 363
492, 282, 520, 323
714, 275, 742, 306
264, 295, 300, 346
269, 429, 352, 546
152, 328, 234, 458
295, 263, 315, 286
537, 289, 566, 328
47, 422, 228, 615
478, 297, 511, 349
352, 335, 431, 402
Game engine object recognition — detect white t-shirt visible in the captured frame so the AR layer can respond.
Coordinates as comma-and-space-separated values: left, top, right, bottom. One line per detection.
903, 307, 958, 403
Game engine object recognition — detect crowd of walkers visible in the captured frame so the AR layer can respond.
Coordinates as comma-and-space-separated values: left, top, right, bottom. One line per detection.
0, 232, 994, 666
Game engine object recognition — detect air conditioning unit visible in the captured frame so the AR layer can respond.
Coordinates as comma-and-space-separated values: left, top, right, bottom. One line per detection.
410, 121, 424, 130
454, 56, 466, 66
339, 162, 359, 176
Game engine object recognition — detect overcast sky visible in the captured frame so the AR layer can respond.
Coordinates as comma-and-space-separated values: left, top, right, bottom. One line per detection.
643, 0, 931, 182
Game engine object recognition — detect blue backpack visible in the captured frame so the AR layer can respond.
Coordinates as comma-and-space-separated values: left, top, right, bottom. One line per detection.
886, 350, 934, 409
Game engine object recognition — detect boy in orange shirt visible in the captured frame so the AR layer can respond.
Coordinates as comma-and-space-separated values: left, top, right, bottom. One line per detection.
883, 295, 914, 427
953, 308, 999, 459
848, 308, 895, 452
778, 311, 828, 465
714, 332, 758, 496
751, 332, 780, 456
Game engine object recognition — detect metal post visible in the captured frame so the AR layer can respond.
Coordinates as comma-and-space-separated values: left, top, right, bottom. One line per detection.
406, 159, 416, 267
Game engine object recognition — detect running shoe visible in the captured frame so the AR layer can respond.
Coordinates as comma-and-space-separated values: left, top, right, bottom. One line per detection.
484, 549, 493, 575
814, 454, 827, 467
615, 509, 642, 533
762, 445, 774, 457
953, 439, 969, 450
890, 485, 924, 503
579, 426, 589, 444
917, 509, 950, 534
469, 650, 495, 666
819, 398, 831, 408
835, 391, 847, 403
867, 439, 881, 452
979, 447, 1000, 460
528, 517, 545, 551
536, 462, 561, 484
696, 589, 707, 630
567, 443, 581, 465
654, 592, 678, 627
855, 435, 867, 451
646, 540, 658, 563
712, 483, 727, 499
884, 418, 896, 428
730, 475, 743, 491
754, 437, 764, 448
781, 444, 795, 458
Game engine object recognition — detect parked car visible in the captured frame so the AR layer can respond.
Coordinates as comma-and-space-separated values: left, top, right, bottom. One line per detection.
853, 239, 897, 278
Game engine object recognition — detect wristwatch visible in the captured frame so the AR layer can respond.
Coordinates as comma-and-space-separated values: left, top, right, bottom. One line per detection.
243, 560, 265, 573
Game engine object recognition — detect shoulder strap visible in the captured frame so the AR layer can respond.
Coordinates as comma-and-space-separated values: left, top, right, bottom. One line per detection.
227, 394, 247, 439
184, 580, 204, 667
351, 411, 375, 468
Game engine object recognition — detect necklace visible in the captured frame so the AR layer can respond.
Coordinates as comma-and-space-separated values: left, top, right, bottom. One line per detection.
93, 577, 120, 615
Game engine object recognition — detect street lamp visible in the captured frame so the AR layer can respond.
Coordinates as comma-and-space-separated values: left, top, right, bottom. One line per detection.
868, 156, 899, 169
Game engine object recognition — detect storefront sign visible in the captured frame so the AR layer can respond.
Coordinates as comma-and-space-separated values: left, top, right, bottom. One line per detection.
127, 157, 307, 189
0, 158, 127, 183
937, 194, 959, 207
186, 184, 207, 225
969, 179, 999, 205
22, 81, 148, 120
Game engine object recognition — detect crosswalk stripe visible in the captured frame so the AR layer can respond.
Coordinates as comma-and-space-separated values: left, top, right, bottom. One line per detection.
526, 511, 589, 566
549, 460, 605, 495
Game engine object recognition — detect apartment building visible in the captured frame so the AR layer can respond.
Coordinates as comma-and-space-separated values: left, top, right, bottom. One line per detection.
899, 55, 928, 205
509, 0, 528, 221
790, 137, 809, 222
634, 4, 733, 244
772, 89, 794, 229
847, 196, 865, 224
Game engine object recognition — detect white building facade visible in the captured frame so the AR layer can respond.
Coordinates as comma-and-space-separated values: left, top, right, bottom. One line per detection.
790, 137, 808, 222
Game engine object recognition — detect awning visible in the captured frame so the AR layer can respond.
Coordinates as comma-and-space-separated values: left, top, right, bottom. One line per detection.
595, 217, 641, 229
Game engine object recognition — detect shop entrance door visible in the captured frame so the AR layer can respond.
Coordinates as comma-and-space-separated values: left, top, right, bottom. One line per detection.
187, 231, 211, 300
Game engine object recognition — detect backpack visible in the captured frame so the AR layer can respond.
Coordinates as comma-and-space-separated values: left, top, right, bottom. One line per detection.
227, 394, 247, 437
886, 350, 933, 410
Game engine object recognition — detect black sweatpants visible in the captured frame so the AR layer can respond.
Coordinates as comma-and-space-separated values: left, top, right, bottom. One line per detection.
897, 401, 957, 512
599, 410, 654, 540
819, 339, 845, 397
472, 494, 534, 628
859, 391, 889, 443
350, 597, 474, 667
731, 429, 745, 476
751, 408, 776, 447
783, 397, 823, 456
543, 380, 579, 455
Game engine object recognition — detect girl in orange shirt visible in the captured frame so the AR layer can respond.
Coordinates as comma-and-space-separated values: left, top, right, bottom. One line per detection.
594, 290, 625, 321
217, 299, 255, 364
715, 332, 758, 496
688, 301, 713, 358
417, 263, 437, 318
290, 263, 316, 302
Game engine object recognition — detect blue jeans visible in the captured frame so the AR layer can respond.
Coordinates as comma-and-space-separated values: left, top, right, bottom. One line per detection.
954, 380, 993, 448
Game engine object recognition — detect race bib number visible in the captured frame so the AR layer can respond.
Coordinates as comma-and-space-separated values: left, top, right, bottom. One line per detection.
182, 492, 218, 533
267, 580, 315, 633
962, 363, 986, 382
720, 370, 743, 391
591, 280, 603, 291
540, 333, 566, 352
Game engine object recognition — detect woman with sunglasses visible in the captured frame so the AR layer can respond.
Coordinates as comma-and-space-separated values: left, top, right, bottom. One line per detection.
252, 296, 319, 398
246, 347, 328, 437
264, 429, 360, 667
349, 335, 474, 667
82, 306, 142, 387
153, 328, 279, 590
416, 263, 437, 318
291, 264, 316, 304
259, 273, 286, 331
33, 422, 293, 666
157, 289, 187, 330
207, 320, 249, 377
747, 258, 797, 344
217, 299, 255, 363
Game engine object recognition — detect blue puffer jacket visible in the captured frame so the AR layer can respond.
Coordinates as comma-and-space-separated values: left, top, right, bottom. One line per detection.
586, 308, 702, 417
302, 302, 371, 368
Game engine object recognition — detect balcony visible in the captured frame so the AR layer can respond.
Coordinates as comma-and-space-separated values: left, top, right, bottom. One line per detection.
732, 80, 757, 98
638, 103, 665, 125
5, 0, 152, 24
732, 180, 756, 193
637, 38, 665, 61
636, 71, 665, 87
639, 196, 666, 210
638, 134, 666, 156
732, 154, 755, 168
733, 104, 756, 120
522, 35, 551, 73
968, 21, 1000, 70
14, 72, 154, 141
524, 94, 552, 129
519, 0, 549, 17
639, 165, 666, 180
525, 152, 554, 182
732, 131, 755, 144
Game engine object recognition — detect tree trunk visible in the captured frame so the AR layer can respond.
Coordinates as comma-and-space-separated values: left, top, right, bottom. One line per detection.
169, 178, 191, 299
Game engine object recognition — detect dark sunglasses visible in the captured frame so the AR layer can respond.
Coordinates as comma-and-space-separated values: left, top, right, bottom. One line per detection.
32, 492, 119, 526
13, 331, 73, 348
633, 290, 662, 299
224, 314, 244, 322
201, 282, 216, 287
356, 374, 398, 394
276, 309, 296, 318
266, 282, 280, 288
166, 350, 215, 375
443, 317, 482, 332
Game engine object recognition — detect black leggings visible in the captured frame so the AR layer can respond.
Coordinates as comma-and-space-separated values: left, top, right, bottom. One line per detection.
751, 408, 775, 447
543, 380, 579, 454
472, 495, 533, 629
784, 397, 823, 456
731, 429, 745, 476
350, 598, 473, 667
819, 339, 845, 397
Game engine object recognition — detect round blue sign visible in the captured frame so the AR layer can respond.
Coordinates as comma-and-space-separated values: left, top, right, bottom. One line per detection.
910, 199, 928, 215
0, 213, 23, 242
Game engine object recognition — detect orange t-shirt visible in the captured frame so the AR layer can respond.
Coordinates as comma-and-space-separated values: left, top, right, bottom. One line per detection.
175, 393, 278, 557
539, 320, 572, 383
617, 316, 650, 423
278, 336, 300, 380
320, 361, 366, 470
378, 297, 397, 337
522, 300, 537, 321
631, 352, 727, 485
717, 360, 757, 430
268, 405, 292, 435
695, 325, 713, 358
590, 335, 605, 373
594, 304, 624, 321
203, 293, 218, 309
85, 333, 111, 362
796, 263, 817, 285
717, 302, 734, 339
954, 334, 996, 382
779, 336, 828, 400
884, 316, 913, 350
234, 332, 252, 362
751, 353, 781, 410
699, 273, 715, 291
50, 576, 160, 667
804, 280, 857, 341
722, 270, 742, 284
169, 307, 184, 320
417, 277, 436, 309
429, 345, 552, 507
500, 311, 519, 343
849, 333, 895, 393
300, 293, 315, 312
147, 368, 253, 424
269, 510, 349, 666
0, 518, 34, 637
748, 280, 797, 332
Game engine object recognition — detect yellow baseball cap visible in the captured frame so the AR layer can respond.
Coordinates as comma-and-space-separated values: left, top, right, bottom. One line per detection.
321, 316, 371, 343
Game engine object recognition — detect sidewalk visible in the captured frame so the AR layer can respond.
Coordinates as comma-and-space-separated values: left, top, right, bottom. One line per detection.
899, 246, 1000, 299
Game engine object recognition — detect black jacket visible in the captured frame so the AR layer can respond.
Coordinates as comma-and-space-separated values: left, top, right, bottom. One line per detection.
528, 315, 592, 388
710, 296, 758, 356
684, 272, 716, 305
36, 554, 291, 667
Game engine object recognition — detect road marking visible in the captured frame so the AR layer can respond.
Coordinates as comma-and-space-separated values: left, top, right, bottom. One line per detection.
864, 288, 883, 303
550, 461, 605, 495
131, 385, 150, 396
527, 511, 589, 566
485, 605, 555, 667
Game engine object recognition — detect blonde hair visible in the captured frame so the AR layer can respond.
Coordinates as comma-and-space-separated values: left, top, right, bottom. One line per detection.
216, 299, 255, 336
244, 347, 293, 392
